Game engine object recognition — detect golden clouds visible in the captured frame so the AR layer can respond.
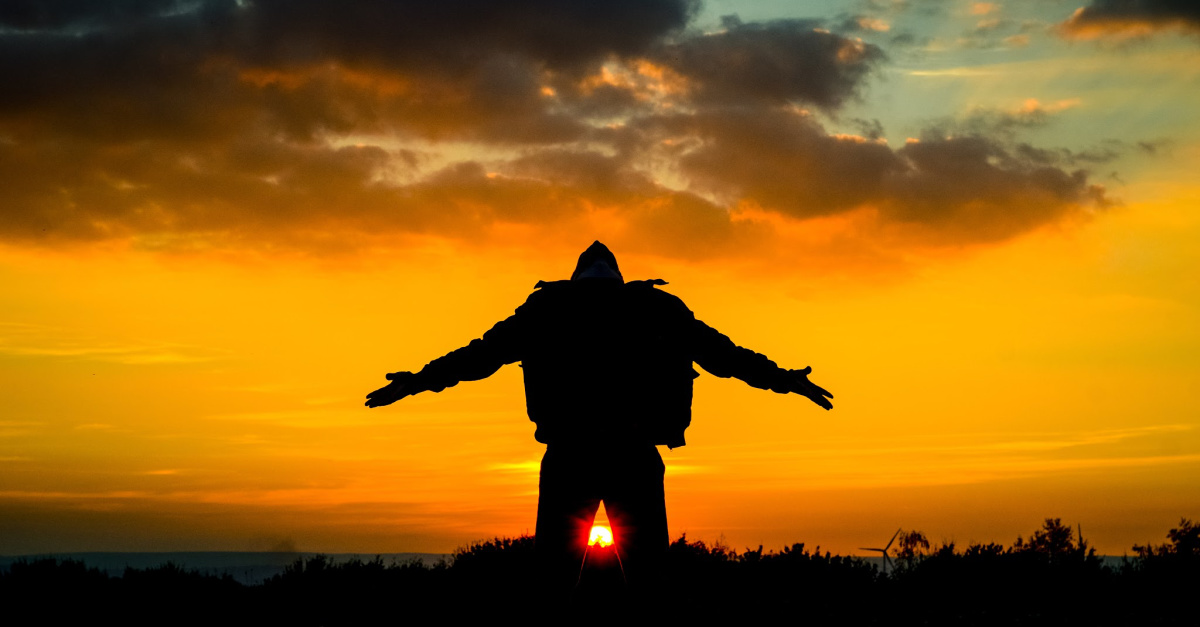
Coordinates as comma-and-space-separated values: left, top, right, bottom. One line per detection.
576, 60, 689, 109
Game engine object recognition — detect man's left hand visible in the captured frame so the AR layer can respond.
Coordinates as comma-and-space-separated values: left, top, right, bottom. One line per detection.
789, 366, 833, 410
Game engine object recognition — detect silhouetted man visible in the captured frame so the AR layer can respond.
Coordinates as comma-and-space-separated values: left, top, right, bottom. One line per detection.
366, 241, 832, 596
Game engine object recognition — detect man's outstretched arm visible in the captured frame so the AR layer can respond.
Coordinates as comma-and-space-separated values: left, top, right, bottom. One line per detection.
691, 319, 833, 410
365, 310, 526, 408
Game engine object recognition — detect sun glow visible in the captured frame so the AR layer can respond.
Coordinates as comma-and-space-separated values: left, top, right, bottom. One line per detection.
589, 525, 614, 547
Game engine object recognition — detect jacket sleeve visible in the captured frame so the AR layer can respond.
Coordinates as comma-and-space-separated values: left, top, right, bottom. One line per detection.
408, 301, 530, 394
690, 318, 793, 393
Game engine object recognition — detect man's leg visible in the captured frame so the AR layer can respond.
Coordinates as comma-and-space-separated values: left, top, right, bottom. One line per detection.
602, 446, 668, 593
535, 446, 601, 601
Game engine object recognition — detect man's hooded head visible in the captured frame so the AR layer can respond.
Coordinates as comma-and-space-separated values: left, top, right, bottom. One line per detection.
571, 241, 624, 282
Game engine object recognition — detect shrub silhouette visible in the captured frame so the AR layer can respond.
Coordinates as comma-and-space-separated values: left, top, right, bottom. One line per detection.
1125, 517, 1199, 611
4, 519, 1199, 625
1133, 517, 1199, 560
893, 528, 931, 570
1012, 517, 1097, 565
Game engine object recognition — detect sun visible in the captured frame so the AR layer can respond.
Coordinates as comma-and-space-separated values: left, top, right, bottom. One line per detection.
589, 525, 613, 547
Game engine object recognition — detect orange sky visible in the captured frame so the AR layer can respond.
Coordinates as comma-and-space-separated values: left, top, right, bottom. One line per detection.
2, 0, 1198, 556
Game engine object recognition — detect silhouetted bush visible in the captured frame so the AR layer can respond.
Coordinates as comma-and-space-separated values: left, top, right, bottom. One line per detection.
887, 518, 1115, 626
1133, 517, 1200, 561
4, 518, 1198, 625
893, 528, 931, 569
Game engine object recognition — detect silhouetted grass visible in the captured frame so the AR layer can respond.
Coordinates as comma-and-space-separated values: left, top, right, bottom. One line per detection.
3, 519, 1196, 625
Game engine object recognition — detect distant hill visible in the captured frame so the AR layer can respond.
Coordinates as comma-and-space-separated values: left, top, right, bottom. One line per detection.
0, 551, 448, 584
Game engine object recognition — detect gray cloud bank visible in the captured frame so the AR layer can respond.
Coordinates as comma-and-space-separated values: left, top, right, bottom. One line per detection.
0, 0, 1109, 259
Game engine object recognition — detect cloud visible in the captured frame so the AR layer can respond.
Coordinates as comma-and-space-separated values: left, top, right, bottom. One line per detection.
1060, 0, 1200, 40
885, 134, 1108, 240
664, 108, 900, 217
945, 98, 1084, 139
923, 99, 1133, 169
971, 3, 1000, 17
659, 16, 885, 110
835, 14, 892, 34
640, 107, 1108, 242
955, 15, 1037, 50
0, 0, 699, 65
0, 2, 1115, 266
0, 1, 192, 30
1003, 34, 1032, 47
0, 0, 697, 141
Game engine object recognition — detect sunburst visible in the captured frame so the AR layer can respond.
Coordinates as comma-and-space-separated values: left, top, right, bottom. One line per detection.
589, 525, 614, 547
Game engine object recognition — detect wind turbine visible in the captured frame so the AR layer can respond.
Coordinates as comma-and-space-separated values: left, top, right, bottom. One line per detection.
860, 528, 902, 575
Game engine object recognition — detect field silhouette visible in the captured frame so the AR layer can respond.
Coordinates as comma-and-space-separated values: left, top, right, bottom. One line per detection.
3, 518, 1196, 625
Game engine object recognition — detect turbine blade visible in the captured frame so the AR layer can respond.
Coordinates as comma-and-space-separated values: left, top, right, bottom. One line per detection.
884, 527, 901, 551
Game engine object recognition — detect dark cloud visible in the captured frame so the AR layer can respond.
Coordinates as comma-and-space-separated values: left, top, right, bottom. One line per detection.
0, 0, 192, 30
657, 16, 885, 110
1013, 142, 1123, 168
0, 129, 751, 258
649, 109, 1107, 242
0, 0, 699, 143
0, 1, 1114, 263
924, 102, 1129, 169
886, 134, 1109, 240
0, 0, 699, 67
0, 134, 402, 244
1060, 0, 1200, 38
665, 108, 902, 217
851, 118, 887, 141
505, 149, 654, 201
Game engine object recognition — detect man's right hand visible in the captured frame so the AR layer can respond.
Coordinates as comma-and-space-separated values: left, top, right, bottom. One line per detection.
789, 367, 833, 410
365, 371, 417, 408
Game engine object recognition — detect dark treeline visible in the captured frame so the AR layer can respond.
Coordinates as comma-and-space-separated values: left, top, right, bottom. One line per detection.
3, 518, 1195, 625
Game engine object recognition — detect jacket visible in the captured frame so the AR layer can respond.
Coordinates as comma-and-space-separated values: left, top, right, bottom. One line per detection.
409, 278, 795, 448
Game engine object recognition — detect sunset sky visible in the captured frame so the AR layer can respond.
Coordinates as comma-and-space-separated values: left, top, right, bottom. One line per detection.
2, 0, 1198, 557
